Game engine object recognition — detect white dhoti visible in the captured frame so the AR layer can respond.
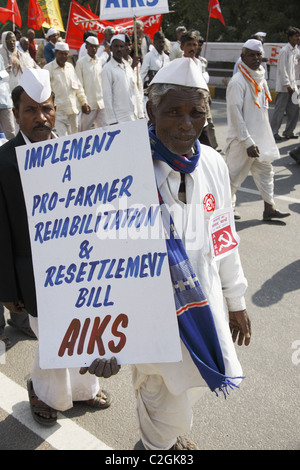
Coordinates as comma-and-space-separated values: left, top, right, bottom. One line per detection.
54, 113, 78, 137
29, 316, 99, 411
132, 344, 209, 450
79, 109, 107, 132
225, 139, 275, 208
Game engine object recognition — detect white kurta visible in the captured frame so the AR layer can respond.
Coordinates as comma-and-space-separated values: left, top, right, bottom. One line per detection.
101, 57, 144, 125
225, 69, 279, 207
133, 145, 248, 449
140, 48, 170, 84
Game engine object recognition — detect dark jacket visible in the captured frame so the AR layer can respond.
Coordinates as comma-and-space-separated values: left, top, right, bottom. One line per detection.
0, 132, 38, 316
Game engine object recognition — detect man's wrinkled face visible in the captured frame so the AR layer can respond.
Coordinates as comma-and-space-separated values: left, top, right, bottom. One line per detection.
147, 89, 206, 155
242, 48, 262, 70
13, 92, 56, 143
6, 33, 16, 52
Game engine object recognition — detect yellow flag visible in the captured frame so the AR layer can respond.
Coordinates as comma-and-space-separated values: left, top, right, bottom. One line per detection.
38, 0, 65, 32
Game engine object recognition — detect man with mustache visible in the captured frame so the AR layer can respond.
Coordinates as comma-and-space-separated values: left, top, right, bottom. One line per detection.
225, 39, 290, 222
85, 58, 251, 450
0, 68, 118, 427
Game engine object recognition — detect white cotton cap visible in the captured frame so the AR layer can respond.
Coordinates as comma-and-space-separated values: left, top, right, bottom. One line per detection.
243, 39, 263, 52
55, 42, 69, 51
110, 34, 125, 45
149, 57, 209, 90
19, 68, 52, 103
86, 36, 99, 46
255, 31, 267, 37
46, 28, 58, 38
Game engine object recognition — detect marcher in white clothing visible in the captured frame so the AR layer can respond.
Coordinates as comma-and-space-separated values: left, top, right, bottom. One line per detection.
0, 68, 118, 427
169, 26, 186, 61
101, 34, 144, 125
225, 39, 290, 222
0, 31, 25, 91
140, 31, 169, 88
44, 42, 91, 136
270, 26, 300, 141
75, 36, 106, 131
78, 29, 112, 66
86, 58, 251, 450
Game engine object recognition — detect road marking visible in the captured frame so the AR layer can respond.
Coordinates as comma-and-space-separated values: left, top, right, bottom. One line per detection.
238, 186, 300, 204
0, 372, 112, 450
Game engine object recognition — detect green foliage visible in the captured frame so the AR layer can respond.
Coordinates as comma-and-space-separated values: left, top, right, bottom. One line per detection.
0, 0, 299, 42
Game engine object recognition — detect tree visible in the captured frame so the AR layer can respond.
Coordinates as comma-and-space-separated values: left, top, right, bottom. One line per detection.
0, 0, 299, 42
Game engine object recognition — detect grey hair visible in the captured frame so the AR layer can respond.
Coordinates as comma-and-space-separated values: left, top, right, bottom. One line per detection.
147, 83, 208, 110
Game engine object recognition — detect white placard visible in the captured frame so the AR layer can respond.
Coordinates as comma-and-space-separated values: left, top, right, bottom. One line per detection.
16, 120, 181, 369
100, 0, 169, 20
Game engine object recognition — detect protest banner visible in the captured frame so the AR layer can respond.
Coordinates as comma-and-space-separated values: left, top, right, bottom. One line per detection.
38, 0, 65, 32
16, 119, 181, 370
65, 0, 162, 50
100, 0, 169, 21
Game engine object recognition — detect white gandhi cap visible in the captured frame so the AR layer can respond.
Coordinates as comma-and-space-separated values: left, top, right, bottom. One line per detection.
110, 34, 125, 45
86, 36, 99, 46
243, 39, 263, 52
149, 57, 209, 91
46, 28, 58, 38
55, 42, 69, 51
19, 67, 52, 103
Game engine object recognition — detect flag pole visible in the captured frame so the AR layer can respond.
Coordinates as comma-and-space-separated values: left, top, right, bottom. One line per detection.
204, 9, 211, 58
133, 15, 140, 88
12, 0, 15, 32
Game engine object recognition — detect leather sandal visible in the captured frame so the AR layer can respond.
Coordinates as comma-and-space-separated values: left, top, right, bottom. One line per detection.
170, 436, 199, 450
27, 379, 57, 426
75, 389, 112, 409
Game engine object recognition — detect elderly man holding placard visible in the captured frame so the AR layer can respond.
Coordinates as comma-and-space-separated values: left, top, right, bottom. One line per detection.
86, 58, 252, 450
0, 68, 118, 426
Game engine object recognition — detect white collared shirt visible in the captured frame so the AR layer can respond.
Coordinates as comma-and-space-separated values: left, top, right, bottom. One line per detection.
44, 60, 87, 115
75, 54, 104, 110
101, 57, 144, 125
275, 42, 298, 92
140, 47, 170, 83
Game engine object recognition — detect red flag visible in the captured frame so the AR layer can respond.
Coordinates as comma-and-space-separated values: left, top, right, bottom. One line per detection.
28, 0, 46, 30
0, 7, 14, 24
65, 0, 162, 50
6, 0, 22, 28
208, 0, 225, 26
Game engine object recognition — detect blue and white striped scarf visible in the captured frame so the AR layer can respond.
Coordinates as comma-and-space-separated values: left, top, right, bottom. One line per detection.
149, 125, 243, 396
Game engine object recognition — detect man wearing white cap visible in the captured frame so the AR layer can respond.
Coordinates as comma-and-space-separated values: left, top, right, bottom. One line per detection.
44, 42, 91, 136
44, 28, 59, 64
87, 57, 251, 450
101, 34, 144, 124
225, 39, 290, 222
75, 35, 106, 131
0, 67, 118, 426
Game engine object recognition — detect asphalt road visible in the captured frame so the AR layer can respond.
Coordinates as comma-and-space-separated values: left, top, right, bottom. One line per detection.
0, 100, 299, 452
